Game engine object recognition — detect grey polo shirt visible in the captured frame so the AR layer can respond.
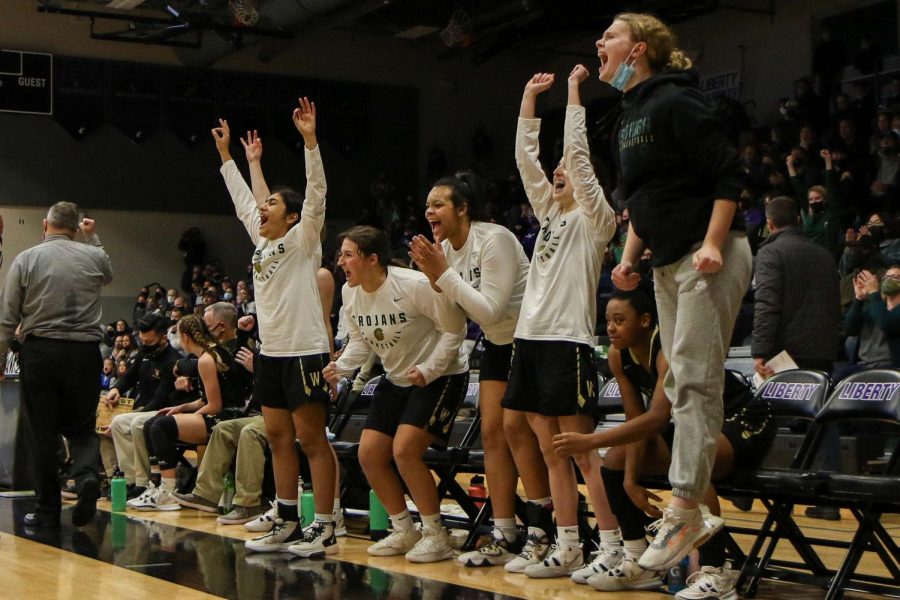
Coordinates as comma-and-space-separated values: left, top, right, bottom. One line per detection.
0, 233, 113, 356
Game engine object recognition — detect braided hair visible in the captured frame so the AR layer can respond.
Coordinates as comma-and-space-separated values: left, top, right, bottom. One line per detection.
176, 314, 229, 373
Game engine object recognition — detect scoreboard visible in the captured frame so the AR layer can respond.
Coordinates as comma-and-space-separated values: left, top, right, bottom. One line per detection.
0, 50, 52, 115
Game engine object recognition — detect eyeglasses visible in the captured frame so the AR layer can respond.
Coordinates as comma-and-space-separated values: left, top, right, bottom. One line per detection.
866, 221, 884, 228
883, 274, 900, 281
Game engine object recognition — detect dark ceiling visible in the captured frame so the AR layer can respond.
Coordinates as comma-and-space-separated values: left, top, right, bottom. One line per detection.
36, 0, 774, 63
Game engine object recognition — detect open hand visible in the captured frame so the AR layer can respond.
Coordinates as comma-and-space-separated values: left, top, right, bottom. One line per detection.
292, 97, 317, 139
624, 481, 663, 518
241, 130, 263, 163
235, 348, 254, 373
408, 235, 449, 284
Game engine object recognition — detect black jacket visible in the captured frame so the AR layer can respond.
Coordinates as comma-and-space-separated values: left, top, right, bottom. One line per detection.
113, 344, 180, 411
613, 70, 744, 267
751, 226, 840, 365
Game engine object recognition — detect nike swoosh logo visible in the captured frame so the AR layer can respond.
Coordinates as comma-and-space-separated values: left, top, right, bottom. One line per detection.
393, 297, 402, 302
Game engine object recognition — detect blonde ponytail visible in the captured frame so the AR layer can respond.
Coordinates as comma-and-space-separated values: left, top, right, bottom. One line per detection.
615, 12, 692, 73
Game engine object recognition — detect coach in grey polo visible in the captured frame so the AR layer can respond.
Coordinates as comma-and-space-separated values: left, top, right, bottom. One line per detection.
0, 202, 113, 527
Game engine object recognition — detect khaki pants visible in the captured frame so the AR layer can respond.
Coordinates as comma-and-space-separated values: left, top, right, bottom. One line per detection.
98, 435, 118, 478
192, 416, 267, 508
110, 411, 156, 486
654, 232, 752, 502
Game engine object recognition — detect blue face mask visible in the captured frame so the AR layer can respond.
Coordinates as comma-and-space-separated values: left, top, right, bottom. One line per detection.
610, 44, 640, 92
223, 292, 234, 301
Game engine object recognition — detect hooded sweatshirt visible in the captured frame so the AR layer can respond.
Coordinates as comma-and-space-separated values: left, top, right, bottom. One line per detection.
613, 70, 744, 267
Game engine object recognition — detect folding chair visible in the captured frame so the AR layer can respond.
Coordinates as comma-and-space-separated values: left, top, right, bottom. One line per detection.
812, 369, 900, 599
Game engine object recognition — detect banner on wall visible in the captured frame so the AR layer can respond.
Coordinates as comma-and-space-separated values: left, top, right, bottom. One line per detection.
699, 70, 741, 100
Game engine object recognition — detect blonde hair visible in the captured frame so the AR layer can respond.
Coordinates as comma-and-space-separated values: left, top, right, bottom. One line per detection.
615, 13, 692, 73
177, 314, 229, 373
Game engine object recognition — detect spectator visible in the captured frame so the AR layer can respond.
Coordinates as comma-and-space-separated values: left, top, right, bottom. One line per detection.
751, 196, 840, 377
836, 268, 900, 380
788, 149, 843, 256
868, 132, 900, 207
107, 314, 181, 501
100, 357, 117, 391
839, 212, 900, 277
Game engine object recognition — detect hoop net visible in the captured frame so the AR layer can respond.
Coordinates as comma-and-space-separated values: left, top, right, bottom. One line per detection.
440, 9, 472, 47
229, 0, 260, 27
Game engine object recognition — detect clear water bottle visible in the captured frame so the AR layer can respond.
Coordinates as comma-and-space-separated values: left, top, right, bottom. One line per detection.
221, 472, 236, 514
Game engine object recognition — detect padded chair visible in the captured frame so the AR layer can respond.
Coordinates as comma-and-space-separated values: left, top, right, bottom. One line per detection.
734, 369, 834, 597
812, 369, 900, 599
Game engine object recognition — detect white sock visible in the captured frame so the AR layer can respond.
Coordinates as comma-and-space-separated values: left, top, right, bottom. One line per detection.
671, 504, 698, 522
333, 498, 341, 513
624, 538, 648, 560
529, 496, 552, 508
276, 497, 298, 505
160, 477, 176, 493
557, 525, 580, 549
599, 528, 623, 550
494, 517, 517, 543
421, 512, 442, 533
389, 510, 414, 531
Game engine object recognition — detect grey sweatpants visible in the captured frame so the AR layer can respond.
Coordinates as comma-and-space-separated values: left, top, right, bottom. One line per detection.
654, 232, 752, 502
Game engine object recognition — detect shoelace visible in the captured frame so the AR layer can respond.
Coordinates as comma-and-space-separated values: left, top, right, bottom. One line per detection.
646, 508, 678, 542
300, 523, 327, 543
517, 533, 546, 558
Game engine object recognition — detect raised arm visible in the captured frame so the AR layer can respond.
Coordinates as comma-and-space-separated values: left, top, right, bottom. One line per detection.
564, 64, 616, 240
288, 97, 327, 253
516, 73, 556, 220
240, 130, 270, 205
213, 119, 261, 245
79, 218, 113, 285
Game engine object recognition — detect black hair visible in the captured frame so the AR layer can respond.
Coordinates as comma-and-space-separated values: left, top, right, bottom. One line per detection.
340, 225, 391, 268
432, 171, 487, 222
609, 286, 657, 326
765, 196, 799, 229
139, 313, 169, 334
270, 186, 303, 227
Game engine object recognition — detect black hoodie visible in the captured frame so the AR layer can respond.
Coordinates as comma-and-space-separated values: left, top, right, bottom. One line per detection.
613, 70, 744, 267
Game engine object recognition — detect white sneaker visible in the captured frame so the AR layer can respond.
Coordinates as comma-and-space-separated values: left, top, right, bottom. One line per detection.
588, 556, 664, 591
457, 531, 522, 567
524, 543, 584, 578
245, 518, 302, 553
131, 486, 181, 512
287, 521, 339, 559
127, 482, 157, 508
675, 566, 739, 600
639, 507, 714, 571
334, 508, 347, 537
245, 502, 278, 533
367, 527, 423, 557
505, 530, 552, 573
571, 543, 624, 584
405, 527, 454, 563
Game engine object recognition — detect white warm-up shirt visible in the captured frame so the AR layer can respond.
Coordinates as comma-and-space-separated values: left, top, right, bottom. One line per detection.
221, 146, 330, 357
513, 105, 616, 345
435, 221, 528, 346
335, 267, 468, 386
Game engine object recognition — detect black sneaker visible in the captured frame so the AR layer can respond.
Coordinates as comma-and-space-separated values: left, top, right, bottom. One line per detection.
72, 479, 100, 527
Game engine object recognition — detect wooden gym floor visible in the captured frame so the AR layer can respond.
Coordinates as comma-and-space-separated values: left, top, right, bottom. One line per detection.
0, 486, 895, 599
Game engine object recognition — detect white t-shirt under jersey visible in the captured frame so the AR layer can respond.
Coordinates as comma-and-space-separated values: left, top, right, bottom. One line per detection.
220, 146, 330, 357
513, 105, 616, 345
335, 266, 468, 387
435, 221, 528, 346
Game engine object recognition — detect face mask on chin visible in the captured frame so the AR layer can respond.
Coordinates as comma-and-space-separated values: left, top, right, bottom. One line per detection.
610, 44, 640, 92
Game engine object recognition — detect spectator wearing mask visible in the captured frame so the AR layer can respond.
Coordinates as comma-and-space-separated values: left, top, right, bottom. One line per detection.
107, 314, 181, 500
752, 196, 840, 377
788, 149, 843, 257
840, 213, 900, 278
836, 267, 900, 380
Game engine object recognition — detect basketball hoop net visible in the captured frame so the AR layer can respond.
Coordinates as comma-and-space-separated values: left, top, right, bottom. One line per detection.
229, 0, 260, 27
440, 9, 472, 47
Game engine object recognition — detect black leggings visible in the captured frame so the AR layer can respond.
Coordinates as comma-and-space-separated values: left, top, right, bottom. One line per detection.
147, 415, 181, 471
600, 466, 726, 568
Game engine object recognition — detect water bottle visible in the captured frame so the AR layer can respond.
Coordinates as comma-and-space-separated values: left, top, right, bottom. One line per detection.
149, 457, 161, 488
468, 475, 487, 510
369, 489, 389, 541
110, 467, 127, 512
667, 556, 689, 593
301, 483, 315, 527
221, 472, 236, 515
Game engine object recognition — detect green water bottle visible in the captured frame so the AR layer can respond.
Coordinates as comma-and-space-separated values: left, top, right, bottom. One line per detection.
110, 467, 127, 512
369, 488, 389, 541
221, 472, 236, 515
301, 483, 315, 527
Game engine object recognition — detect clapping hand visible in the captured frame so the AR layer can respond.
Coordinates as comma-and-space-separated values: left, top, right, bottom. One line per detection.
408, 235, 449, 285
